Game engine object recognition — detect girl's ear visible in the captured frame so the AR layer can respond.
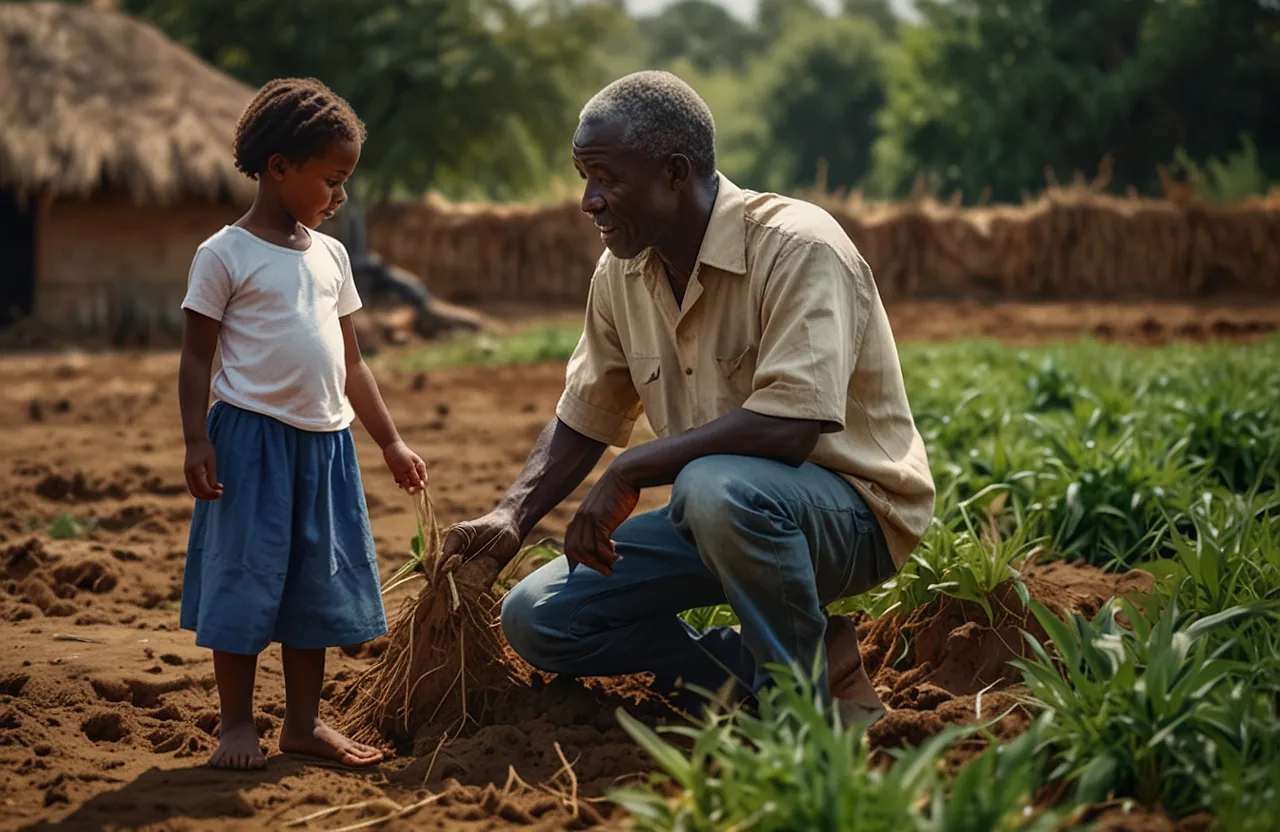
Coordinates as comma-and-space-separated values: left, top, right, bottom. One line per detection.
266, 153, 290, 182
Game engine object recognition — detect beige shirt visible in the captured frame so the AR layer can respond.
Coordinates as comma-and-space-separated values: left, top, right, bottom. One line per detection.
556, 173, 935, 568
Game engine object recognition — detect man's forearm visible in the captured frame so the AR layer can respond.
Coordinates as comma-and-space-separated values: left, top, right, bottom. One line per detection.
346, 360, 402, 450
612, 408, 821, 489
498, 418, 608, 539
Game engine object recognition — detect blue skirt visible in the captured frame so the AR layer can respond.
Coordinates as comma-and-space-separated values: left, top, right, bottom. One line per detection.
180, 402, 388, 654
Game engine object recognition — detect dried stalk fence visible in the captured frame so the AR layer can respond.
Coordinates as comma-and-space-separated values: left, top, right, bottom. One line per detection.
366, 188, 1280, 306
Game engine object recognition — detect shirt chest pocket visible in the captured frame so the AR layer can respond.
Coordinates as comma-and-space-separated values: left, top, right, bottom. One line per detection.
627, 355, 668, 436
713, 343, 758, 410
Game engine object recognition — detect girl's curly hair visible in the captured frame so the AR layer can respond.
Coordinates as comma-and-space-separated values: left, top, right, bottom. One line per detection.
232, 77, 366, 178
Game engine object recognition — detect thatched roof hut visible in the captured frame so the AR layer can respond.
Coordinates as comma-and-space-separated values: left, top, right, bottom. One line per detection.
0, 1, 255, 340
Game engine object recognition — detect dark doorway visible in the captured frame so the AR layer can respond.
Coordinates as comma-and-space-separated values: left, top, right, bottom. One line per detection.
0, 190, 37, 326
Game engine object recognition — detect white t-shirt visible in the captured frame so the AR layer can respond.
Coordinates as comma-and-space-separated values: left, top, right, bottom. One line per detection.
181, 225, 363, 433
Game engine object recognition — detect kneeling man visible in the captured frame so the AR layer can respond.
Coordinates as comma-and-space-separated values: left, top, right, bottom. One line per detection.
442, 70, 935, 723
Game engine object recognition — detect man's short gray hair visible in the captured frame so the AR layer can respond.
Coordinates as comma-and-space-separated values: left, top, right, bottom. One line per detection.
578, 70, 717, 177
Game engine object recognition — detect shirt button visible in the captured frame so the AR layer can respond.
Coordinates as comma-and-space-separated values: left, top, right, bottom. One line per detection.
685, 367, 693, 375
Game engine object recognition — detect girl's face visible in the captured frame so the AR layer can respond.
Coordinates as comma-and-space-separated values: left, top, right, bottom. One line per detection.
267, 139, 361, 229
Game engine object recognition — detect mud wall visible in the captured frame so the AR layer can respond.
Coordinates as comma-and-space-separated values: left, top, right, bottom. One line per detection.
35, 199, 241, 337
365, 190, 1280, 306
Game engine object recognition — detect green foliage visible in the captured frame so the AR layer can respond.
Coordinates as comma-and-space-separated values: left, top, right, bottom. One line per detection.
1012, 591, 1279, 817
49, 513, 86, 540
872, 0, 1280, 202
636, 0, 757, 74
679, 604, 739, 630
743, 14, 890, 194
1172, 133, 1275, 204
609, 664, 1060, 831
113, 0, 614, 200
62, 0, 1278, 201
859, 506, 1034, 620
1023, 425, 1190, 567
398, 325, 585, 371
407, 329, 1280, 827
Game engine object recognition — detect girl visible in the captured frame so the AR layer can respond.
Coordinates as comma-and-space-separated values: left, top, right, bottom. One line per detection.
177, 77, 426, 771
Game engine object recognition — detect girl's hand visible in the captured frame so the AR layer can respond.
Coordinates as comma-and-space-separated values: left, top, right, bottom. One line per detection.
384, 440, 428, 494
184, 439, 223, 501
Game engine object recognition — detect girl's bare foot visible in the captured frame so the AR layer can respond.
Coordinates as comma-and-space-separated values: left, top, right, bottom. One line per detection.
207, 721, 267, 770
279, 717, 384, 767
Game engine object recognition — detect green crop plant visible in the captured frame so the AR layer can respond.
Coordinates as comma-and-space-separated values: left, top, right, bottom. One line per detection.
1020, 421, 1195, 568
1207, 690, 1280, 832
1012, 590, 1276, 818
863, 500, 1037, 620
1174, 394, 1279, 493
1021, 355, 1081, 413
609, 663, 1061, 832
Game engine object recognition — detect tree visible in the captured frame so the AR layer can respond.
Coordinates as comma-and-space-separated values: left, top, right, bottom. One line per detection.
637, 0, 758, 74
747, 14, 890, 194
872, 0, 1280, 202
841, 0, 899, 37
757, 0, 827, 45
113, 0, 613, 200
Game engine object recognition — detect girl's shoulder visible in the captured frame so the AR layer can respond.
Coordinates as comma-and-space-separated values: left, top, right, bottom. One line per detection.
308, 228, 352, 276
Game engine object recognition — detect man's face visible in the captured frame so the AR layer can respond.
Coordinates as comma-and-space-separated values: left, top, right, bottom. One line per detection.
572, 117, 678, 260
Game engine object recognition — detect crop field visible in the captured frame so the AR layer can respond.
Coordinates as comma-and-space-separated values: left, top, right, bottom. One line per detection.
0, 315, 1276, 831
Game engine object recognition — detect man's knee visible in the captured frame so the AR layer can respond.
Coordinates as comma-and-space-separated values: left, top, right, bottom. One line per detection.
670, 456, 779, 538
499, 576, 570, 671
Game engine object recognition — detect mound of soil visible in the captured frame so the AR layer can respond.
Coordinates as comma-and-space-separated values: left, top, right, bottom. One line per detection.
854, 561, 1154, 752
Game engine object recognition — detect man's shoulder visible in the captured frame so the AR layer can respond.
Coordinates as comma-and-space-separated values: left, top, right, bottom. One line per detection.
741, 190, 868, 284
741, 189, 852, 251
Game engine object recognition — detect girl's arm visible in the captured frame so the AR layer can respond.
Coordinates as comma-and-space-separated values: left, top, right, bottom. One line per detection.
178, 310, 224, 500
341, 316, 427, 493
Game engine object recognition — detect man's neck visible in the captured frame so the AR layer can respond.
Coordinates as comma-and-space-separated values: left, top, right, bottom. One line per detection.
655, 174, 719, 299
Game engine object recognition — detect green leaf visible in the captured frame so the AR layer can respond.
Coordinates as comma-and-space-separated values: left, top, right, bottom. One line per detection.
615, 708, 696, 789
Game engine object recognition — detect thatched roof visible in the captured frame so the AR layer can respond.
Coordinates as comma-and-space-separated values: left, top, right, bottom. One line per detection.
0, 2, 256, 204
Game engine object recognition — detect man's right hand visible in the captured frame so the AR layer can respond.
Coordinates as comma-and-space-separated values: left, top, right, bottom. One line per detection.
441, 508, 524, 569
184, 439, 223, 501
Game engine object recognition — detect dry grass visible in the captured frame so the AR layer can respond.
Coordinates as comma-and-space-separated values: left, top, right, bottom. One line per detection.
0, 2, 254, 203
366, 181, 1280, 306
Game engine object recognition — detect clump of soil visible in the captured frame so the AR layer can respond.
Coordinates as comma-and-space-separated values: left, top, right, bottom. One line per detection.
852, 561, 1155, 751
3, 537, 51, 582
34, 471, 129, 503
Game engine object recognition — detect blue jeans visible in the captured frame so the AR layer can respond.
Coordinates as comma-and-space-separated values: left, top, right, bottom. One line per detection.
500, 454, 897, 703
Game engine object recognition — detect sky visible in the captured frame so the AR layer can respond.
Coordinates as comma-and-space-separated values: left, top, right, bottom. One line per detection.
513, 0, 922, 23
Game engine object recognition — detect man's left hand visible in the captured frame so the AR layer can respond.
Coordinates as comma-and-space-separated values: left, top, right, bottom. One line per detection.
564, 465, 640, 577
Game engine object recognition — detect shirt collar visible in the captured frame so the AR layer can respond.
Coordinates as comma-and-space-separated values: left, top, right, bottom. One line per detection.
625, 171, 747, 277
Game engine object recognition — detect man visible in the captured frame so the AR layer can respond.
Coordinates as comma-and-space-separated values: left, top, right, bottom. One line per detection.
440, 70, 935, 723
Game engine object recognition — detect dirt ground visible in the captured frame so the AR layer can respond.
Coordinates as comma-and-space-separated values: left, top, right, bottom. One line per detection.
0, 300, 1272, 831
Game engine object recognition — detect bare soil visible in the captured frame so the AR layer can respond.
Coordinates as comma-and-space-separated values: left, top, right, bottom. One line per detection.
0, 300, 1260, 830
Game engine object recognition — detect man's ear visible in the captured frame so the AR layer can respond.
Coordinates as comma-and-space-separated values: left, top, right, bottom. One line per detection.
667, 154, 692, 190
266, 153, 290, 182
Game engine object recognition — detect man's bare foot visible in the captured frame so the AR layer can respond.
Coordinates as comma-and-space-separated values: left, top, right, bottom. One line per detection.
207, 721, 266, 771
279, 717, 384, 767
825, 614, 889, 727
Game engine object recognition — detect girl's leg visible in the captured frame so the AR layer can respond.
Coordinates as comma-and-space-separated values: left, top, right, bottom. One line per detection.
209, 650, 266, 770
279, 646, 383, 766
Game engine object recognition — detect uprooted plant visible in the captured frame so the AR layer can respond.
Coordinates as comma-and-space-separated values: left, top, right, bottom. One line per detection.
337, 490, 520, 750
